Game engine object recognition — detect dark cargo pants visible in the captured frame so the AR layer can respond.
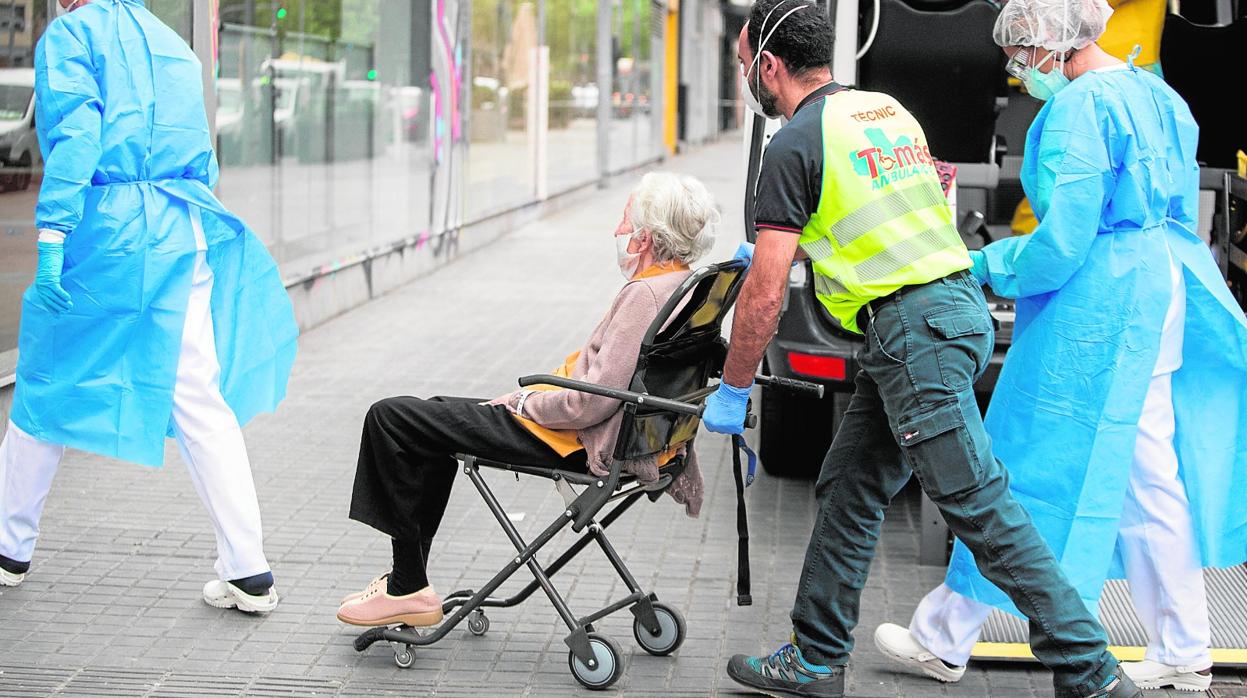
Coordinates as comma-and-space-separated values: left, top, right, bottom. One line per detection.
790, 271, 1117, 698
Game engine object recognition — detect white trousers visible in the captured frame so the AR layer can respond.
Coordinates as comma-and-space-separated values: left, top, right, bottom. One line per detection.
910, 370, 1212, 667
0, 210, 270, 581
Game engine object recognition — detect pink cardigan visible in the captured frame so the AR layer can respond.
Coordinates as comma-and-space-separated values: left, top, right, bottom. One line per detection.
494, 269, 704, 516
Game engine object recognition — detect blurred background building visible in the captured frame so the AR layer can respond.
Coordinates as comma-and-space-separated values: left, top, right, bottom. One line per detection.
0, 0, 747, 362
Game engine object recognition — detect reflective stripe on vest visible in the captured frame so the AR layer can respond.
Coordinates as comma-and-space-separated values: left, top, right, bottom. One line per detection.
797, 89, 970, 334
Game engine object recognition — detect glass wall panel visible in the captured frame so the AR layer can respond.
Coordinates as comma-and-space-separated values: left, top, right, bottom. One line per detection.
544, 0, 597, 194
148, 0, 192, 37
607, 0, 636, 173
216, 12, 279, 252
467, 0, 535, 219
0, 2, 192, 353
370, 0, 431, 249
634, 0, 655, 163
607, 0, 656, 172
215, 0, 432, 275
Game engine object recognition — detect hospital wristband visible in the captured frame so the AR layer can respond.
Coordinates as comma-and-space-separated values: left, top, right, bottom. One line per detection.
513, 390, 536, 418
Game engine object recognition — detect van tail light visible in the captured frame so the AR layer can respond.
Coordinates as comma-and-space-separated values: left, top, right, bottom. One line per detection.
787, 352, 847, 381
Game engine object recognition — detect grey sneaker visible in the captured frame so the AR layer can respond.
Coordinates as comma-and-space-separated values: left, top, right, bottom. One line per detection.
726, 641, 845, 697
1084, 669, 1143, 698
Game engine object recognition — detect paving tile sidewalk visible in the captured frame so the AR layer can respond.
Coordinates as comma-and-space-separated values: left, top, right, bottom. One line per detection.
0, 139, 1233, 697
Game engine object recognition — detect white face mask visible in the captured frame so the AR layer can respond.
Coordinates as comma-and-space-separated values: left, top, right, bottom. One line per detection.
741, 1, 810, 119
616, 232, 643, 280
740, 65, 768, 119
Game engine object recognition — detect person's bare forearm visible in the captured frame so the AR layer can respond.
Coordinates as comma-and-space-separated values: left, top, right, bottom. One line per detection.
722, 229, 800, 387
723, 272, 784, 386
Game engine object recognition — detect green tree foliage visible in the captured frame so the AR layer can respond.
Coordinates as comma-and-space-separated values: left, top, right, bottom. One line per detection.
544, 0, 597, 83
217, 0, 378, 44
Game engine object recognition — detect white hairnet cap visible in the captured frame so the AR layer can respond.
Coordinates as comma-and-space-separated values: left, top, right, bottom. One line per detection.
992, 0, 1114, 52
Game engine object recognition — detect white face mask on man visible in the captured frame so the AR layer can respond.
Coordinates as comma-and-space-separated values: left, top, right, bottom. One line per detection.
739, 65, 769, 119
740, 0, 812, 119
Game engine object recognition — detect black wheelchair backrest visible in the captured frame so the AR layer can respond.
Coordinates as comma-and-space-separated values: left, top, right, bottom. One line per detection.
611, 260, 748, 462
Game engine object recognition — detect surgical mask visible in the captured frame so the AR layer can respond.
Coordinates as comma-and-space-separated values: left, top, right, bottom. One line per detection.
741, 1, 811, 119
616, 232, 643, 280
740, 66, 768, 119
1022, 51, 1070, 101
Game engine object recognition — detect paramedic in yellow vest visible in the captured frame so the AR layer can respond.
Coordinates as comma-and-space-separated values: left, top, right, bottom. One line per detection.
705, 2, 1139, 698
1012, 0, 1165, 233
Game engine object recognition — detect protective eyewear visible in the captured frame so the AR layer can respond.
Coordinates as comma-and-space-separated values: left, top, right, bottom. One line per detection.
1005, 48, 1033, 80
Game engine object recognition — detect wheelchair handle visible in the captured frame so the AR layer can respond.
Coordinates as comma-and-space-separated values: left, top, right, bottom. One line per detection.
755, 374, 825, 399
516, 374, 758, 428
519, 374, 703, 416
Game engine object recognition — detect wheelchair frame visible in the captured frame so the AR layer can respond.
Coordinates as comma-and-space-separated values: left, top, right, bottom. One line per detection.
355, 446, 691, 689
353, 261, 748, 689
351, 260, 821, 689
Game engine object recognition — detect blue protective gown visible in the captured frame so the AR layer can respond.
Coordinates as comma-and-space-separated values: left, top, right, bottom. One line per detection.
944, 65, 1247, 616
11, 0, 298, 467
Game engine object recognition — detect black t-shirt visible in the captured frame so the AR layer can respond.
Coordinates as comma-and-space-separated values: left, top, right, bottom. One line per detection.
752, 82, 845, 235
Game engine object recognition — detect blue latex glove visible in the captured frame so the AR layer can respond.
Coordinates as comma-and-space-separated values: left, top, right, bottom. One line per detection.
968, 250, 988, 286
734, 241, 755, 266
736, 239, 799, 269
703, 381, 753, 434
35, 240, 72, 314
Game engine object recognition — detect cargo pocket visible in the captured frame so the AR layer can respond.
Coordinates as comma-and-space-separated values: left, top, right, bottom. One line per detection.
924, 308, 993, 390
897, 400, 983, 498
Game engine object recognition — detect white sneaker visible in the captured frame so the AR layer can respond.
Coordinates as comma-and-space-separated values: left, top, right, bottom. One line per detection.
202, 579, 279, 614
873, 622, 967, 683
1120, 659, 1212, 692
0, 567, 24, 587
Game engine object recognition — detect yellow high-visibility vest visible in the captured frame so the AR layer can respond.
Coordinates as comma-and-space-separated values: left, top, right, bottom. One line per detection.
799, 90, 971, 334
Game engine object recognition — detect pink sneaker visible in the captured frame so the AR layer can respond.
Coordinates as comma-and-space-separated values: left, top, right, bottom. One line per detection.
336, 584, 444, 627
340, 573, 390, 605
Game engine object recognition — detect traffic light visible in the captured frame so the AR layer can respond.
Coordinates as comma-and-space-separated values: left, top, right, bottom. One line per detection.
275, 2, 288, 20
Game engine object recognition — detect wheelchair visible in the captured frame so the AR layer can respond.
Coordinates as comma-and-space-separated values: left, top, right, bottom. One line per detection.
352, 259, 820, 689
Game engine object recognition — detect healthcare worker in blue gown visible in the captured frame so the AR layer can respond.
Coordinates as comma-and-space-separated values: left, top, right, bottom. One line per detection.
0, 0, 298, 614
872, 0, 1247, 691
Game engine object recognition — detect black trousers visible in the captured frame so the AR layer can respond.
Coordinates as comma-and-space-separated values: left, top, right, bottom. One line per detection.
350, 396, 588, 568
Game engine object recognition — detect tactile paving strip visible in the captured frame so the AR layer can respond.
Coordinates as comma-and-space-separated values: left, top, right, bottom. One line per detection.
0, 667, 341, 697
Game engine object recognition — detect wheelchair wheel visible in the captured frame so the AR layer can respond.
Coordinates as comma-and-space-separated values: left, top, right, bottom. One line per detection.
633, 602, 685, 656
393, 645, 415, 669
467, 610, 490, 636
568, 633, 622, 690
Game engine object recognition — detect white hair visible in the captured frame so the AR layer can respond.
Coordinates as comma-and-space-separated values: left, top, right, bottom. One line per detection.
628, 172, 720, 265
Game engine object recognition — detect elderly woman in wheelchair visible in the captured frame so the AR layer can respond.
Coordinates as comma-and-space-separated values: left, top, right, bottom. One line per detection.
338, 172, 721, 632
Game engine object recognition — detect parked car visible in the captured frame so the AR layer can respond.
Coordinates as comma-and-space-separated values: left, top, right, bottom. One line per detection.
0, 68, 40, 192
